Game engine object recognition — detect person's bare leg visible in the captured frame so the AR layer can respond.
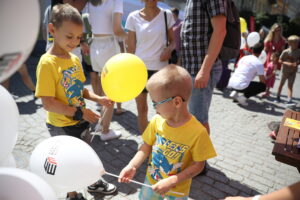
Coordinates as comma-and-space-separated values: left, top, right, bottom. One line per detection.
100, 104, 115, 133
18, 64, 35, 92
90, 72, 101, 95
116, 103, 124, 113
135, 93, 148, 134
277, 79, 285, 98
287, 79, 294, 100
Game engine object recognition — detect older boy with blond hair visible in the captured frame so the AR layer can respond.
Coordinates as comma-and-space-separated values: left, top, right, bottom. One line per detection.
276, 35, 300, 103
35, 4, 116, 199
119, 65, 216, 200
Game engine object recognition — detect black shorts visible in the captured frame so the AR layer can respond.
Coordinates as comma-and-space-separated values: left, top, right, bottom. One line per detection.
82, 58, 95, 73
142, 70, 157, 93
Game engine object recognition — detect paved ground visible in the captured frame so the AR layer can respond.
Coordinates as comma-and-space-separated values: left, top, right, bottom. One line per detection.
9, 51, 300, 200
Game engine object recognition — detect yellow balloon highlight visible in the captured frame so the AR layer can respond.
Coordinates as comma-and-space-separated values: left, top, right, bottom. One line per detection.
101, 53, 148, 102
240, 17, 247, 33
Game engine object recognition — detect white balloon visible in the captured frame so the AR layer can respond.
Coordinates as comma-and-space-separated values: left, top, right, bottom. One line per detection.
247, 32, 260, 47
0, 0, 40, 83
0, 167, 57, 200
0, 85, 19, 162
30, 136, 105, 194
259, 50, 267, 64
0, 153, 16, 168
240, 37, 246, 49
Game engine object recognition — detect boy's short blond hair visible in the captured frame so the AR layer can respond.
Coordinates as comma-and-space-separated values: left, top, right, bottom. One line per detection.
288, 35, 299, 42
146, 65, 193, 101
50, 3, 83, 28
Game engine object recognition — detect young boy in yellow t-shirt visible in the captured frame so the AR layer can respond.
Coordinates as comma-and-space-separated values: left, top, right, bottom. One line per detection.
35, 4, 116, 199
118, 65, 217, 200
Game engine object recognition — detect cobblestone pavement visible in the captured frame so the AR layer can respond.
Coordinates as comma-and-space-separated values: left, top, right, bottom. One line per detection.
10, 54, 300, 200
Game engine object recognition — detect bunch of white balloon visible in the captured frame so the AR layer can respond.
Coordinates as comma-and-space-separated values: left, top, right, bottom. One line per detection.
0, 0, 58, 199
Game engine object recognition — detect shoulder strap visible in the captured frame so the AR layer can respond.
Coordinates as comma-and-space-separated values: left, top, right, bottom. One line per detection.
164, 11, 168, 46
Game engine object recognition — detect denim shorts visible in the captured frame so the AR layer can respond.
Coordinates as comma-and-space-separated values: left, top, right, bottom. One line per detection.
138, 177, 188, 200
189, 61, 222, 124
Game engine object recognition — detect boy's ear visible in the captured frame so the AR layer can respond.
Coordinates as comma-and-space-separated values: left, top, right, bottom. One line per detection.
173, 96, 182, 107
48, 23, 55, 36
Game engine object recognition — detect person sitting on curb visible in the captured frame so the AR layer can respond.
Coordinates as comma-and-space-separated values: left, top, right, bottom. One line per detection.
228, 43, 266, 106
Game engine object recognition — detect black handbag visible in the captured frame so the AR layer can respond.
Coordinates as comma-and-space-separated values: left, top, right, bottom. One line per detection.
164, 11, 178, 64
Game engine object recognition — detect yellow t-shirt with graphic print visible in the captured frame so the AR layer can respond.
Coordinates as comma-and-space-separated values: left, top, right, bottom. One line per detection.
142, 114, 216, 197
35, 53, 86, 127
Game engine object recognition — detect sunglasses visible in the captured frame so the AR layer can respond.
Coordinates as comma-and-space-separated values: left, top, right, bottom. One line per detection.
152, 96, 185, 108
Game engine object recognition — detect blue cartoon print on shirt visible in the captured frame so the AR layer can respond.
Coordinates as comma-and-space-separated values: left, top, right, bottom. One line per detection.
61, 66, 85, 107
149, 134, 188, 181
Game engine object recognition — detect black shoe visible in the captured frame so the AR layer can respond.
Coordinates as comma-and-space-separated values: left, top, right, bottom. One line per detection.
87, 179, 117, 194
66, 193, 86, 200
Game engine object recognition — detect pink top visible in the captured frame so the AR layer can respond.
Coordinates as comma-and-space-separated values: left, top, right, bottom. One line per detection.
264, 38, 286, 69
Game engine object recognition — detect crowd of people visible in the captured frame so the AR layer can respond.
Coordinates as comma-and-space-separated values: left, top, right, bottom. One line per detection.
1, 0, 299, 200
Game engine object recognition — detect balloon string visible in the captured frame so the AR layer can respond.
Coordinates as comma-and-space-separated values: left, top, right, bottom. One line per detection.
90, 107, 107, 143
105, 171, 184, 196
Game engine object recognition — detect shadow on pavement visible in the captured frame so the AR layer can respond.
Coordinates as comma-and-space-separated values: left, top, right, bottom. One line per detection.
191, 166, 259, 199
16, 99, 43, 115
89, 138, 147, 199
112, 110, 140, 136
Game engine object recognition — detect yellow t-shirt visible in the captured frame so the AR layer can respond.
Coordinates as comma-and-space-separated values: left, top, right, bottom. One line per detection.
35, 53, 86, 127
142, 115, 217, 197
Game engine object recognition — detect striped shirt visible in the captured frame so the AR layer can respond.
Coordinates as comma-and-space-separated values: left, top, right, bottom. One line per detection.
180, 0, 226, 75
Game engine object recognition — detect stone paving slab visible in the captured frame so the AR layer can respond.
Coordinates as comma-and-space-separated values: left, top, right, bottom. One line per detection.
8, 55, 300, 199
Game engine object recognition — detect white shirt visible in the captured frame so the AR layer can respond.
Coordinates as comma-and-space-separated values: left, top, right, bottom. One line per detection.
228, 55, 264, 90
125, 9, 175, 70
84, 0, 123, 34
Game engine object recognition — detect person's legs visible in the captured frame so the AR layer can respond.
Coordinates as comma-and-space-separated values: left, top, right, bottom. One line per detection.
287, 73, 296, 101
18, 64, 36, 92
90, 71, 101, 96
241, 81, 266, 98
189, 62, 222, 135
277, 72, 288, 100
1, 79, 10, 91
135, 92, 148, 134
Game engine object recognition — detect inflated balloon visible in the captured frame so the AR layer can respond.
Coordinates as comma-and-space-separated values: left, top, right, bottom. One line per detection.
0, 0, 40, 83
0, 85, 19, 163
247, 32, 260, 48
0, 168, 57, 200
0, 153, 16, 168
30, 136, 105, 194
258, 50, 267, 64
101, 53, 147, 102
240, 17, 247, 33
240, 37, 246, 50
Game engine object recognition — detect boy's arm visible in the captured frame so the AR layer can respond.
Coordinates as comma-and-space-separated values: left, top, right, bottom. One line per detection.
152, 161, 204, 195
41, 96, 100, 123
118, 142, 152, 183
82, 88, 113, 107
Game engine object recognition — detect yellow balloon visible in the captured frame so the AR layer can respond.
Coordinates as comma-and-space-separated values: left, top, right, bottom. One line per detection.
101, 53, 148, 102
240, 17, 247, 33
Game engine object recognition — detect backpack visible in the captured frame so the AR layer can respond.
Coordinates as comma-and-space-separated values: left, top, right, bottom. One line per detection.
218, 0, 241, 62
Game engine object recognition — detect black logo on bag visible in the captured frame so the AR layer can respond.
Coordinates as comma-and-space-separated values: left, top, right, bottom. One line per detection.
44, 157, 57, 175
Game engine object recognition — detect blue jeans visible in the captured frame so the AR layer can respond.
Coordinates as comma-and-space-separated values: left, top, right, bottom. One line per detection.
189, 61, 222, 124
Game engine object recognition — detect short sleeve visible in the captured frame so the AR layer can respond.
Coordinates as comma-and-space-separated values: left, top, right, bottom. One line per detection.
114, 0, 123, 14
35, 58, 56, 98
166, 10, 175, 29
191, 130, 217, 162
125, 12, 136, 32
206, 0, 226, 18
142, 116, 158, 146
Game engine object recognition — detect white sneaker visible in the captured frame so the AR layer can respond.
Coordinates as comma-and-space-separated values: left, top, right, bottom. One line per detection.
236, 95, 248, 106
100, 129, 121, 141
229, 91, 238, 99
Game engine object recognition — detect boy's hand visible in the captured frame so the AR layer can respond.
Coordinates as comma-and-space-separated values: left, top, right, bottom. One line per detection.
98, 97, 114, 107
82, 108, 100, 123
152, 176, 176, 195
118, 164, 136, 183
